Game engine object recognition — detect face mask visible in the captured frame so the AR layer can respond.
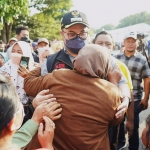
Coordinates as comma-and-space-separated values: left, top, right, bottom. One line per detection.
37, 48, 43, 53
10, 53, 22, 65
65, 37, 86, 54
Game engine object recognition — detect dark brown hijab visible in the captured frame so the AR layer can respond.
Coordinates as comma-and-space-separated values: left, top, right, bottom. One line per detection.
73, 44, 111, 78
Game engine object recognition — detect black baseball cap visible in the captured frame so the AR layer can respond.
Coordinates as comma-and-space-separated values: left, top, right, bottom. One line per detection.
61, 10, 89, 29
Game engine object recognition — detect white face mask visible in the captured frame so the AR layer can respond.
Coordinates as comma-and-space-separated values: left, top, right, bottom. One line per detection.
37, 48, 43, 53
10, 53, 22, 65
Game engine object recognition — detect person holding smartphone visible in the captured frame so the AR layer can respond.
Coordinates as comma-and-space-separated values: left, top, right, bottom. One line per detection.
0, 41, 35, 104
0, 41, 47, 124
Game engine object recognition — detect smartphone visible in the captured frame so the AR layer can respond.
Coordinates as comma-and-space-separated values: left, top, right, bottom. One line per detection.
137, 104, 144, 113
20, 56, 30, 69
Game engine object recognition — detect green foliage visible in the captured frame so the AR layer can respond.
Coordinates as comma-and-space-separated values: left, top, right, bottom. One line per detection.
89, 28, 96, 37
0, 24, 3, 30
12, 12, 61, 40
92, 11, 150, 34
116, 11, 150, 29
0, 0, 29, 23
28, 13, 61, 40
11, 0, 72, 40
29, 0, 72, 19
95, 24, 115, 33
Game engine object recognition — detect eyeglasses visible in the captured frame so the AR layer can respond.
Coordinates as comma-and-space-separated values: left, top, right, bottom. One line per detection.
62, 30, 88, 40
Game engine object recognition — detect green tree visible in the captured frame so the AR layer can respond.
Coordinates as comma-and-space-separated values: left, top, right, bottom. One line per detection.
0, 0, 72, 43
11, 13, 62, 40
29, 0, 72, 19
95, 24, 115, 33
116, 11, 150, 29
0, 0, 29, 43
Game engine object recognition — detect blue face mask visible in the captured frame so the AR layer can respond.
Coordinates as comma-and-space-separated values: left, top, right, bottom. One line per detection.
65, 37, 87, 54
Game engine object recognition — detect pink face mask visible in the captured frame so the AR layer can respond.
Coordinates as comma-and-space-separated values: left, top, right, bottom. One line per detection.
10, 53, 22, 65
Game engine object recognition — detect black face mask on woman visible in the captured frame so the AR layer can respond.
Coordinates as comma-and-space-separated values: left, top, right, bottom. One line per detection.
65, 37, 87, 54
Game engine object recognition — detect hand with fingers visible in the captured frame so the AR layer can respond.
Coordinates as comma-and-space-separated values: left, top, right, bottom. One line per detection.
115, 96, 129, 118
38, 116, 55, 150
32, 89, 56, 108
18, 65, 29, 78
31, 101, 62, 124
34, 62, 40, 67
2, 72, 13, 81
139, 98, 149, 110
125, 120, 134, 138
108, 64, 122, 86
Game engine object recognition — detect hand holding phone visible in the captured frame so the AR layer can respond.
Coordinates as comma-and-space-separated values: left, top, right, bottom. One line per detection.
20, 56, 30, 69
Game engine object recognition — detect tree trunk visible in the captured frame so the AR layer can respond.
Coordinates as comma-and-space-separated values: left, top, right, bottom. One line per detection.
6, 23, 12, 42
1, 23, 7, 43
1, 22, 12, 44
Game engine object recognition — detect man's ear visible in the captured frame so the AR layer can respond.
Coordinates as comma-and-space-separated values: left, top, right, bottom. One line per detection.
16, 34, 19, 40
7, 117, 15, 131
112, 45, 115, 50
60, 31, 65, 41
123, 41, 125, 46
60, 31, 63, 36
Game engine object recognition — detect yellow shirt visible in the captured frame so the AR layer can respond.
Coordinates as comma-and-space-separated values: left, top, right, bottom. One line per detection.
116, 59, 133, 90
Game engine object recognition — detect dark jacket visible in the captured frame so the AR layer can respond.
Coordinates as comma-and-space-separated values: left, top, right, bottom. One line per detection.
46, 49, 73, 72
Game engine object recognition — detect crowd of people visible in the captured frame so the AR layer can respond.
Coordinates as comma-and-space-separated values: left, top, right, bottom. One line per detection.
0, 10, 150, 150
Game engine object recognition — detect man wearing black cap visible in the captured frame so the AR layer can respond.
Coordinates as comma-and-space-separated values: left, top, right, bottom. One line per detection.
41, 10, 89, 75
25, 10, 131, 119
23, 10, 133, 150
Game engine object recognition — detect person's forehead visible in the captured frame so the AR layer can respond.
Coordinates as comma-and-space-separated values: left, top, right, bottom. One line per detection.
20, 30, 29, 34
12, 44, 22, 50
10, 40, 16, 43
38, 42, 47, 45
124, 37, 136, 41
96, 34, 113, 42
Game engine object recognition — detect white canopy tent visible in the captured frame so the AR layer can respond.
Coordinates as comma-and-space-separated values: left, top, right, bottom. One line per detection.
109, 23, 150, 43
